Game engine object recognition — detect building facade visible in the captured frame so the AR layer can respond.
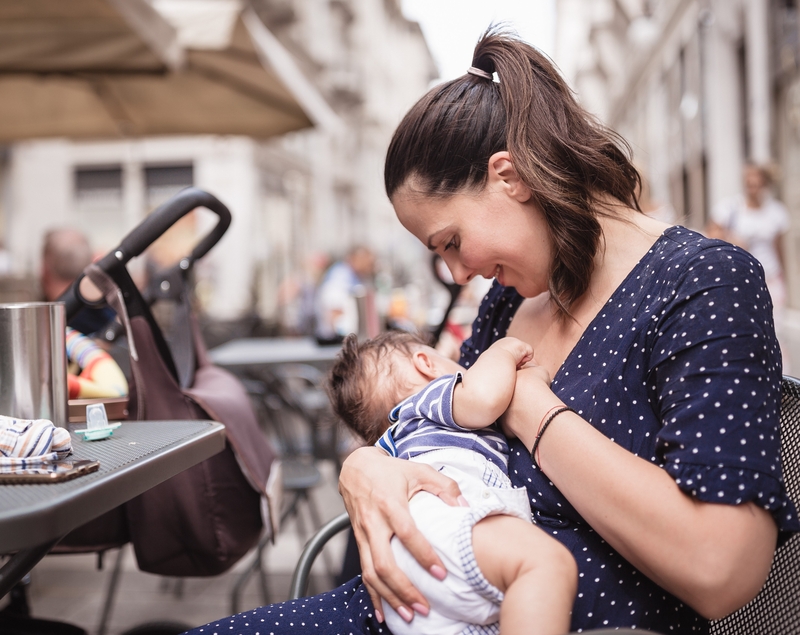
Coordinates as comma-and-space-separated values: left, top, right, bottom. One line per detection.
555, 0, 798, 302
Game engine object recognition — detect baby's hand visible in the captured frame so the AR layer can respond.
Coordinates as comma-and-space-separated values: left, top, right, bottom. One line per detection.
489, 337, 534, 369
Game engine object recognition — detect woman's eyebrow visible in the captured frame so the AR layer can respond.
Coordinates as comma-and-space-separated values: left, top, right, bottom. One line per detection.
426, 228, 448, 251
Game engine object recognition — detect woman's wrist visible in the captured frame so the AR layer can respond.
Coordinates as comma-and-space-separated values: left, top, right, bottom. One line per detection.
531, 405, 575, 469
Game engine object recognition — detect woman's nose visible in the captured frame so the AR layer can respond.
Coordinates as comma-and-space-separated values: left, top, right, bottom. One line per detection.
444, 259, 474, 285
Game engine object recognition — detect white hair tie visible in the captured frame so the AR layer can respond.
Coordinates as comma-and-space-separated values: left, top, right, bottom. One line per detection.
467, 66, 493, 81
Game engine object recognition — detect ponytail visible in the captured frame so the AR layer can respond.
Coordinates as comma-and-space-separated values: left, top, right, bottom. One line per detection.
385, 26, 641, 314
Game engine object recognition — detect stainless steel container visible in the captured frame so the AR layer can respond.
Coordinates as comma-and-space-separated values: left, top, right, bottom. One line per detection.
0, 302, 67, 425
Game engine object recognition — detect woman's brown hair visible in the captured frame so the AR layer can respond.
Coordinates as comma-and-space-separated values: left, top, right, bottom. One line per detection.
384, 27, 641, 314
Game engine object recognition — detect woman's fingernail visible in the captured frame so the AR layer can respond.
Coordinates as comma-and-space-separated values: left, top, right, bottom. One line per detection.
429, 564, 447, 580
374, 608, 384, 623
411, 603, 429, 617
457, 495, 470, 507
397, 606, 414, 622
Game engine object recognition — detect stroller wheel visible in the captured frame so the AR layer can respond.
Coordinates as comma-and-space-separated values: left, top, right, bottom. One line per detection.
120, 621, 192, 635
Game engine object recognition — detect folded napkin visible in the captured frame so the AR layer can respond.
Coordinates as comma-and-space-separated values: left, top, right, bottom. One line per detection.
0, 415, 72, 468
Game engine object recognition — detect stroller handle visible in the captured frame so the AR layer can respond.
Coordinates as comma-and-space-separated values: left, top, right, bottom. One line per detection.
114, 187, 231, 265
429, 253, 463, 346
61, 187, 231, 320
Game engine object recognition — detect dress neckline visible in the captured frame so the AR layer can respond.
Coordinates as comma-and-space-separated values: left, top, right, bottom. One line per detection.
542, 226, 680, 386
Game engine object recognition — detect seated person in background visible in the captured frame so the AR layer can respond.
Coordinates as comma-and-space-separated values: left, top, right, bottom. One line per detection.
327, 331, 577, 635
42, 228, 127, 399
66, 327, 128, 400
41, 227, 115, 336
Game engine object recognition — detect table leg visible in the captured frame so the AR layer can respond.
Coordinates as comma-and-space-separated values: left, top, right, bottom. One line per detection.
0, 539, 60, 599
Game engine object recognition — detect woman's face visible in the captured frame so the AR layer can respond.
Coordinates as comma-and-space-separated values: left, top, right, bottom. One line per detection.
392, 179, 552, 298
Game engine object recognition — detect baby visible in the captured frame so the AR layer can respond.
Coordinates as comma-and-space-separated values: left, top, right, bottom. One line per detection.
328, 331, 577, 635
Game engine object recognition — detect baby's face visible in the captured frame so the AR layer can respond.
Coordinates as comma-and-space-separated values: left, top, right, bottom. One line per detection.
375, 344, 464, 417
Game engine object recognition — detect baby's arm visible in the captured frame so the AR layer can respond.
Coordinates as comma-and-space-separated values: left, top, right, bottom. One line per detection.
451, 337, 532, 429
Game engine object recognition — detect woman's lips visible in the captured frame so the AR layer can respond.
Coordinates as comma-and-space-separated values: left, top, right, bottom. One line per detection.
494, 264, 504, 285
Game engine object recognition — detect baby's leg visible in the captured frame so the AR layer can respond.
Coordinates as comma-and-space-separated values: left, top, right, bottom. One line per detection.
472, 515, 577, 635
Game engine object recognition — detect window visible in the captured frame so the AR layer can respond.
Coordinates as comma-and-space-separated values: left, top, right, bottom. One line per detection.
145, 164, 193, 211
75, 166, 123, 207
74, 166, 124, 251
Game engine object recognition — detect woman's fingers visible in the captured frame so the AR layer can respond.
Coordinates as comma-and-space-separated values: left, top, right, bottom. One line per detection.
338, 449, 466, 617
410, 462, 464, 507
352, 504, 427, 620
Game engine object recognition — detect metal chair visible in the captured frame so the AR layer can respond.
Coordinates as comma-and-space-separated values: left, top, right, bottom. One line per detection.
229, 372, 331, 613
290, 511, 351, 599
709, 375, 800, 634
290, 377, 800, 634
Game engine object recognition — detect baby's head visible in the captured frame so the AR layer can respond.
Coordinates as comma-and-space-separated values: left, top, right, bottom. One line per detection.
327, 331, 429, 445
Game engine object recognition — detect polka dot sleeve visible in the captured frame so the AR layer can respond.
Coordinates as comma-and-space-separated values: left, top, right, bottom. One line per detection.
648, 244, 795, 527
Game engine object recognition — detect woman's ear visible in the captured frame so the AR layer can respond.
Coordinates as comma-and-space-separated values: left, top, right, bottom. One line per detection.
488, 151, 532, 203
411, 348, 439, 380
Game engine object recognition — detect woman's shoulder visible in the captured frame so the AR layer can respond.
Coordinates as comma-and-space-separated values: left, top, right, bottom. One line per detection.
657, 225, 763, 275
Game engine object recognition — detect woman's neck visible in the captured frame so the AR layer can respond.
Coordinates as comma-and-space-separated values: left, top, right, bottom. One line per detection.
508, 205, 667, 377
571, 205, 666, 320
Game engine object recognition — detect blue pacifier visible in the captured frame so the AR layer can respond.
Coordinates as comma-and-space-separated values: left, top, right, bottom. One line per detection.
74, 403, 121, 441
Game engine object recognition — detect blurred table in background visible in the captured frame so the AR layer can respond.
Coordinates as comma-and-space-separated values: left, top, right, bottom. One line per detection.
208, 337, 341, 372
209, 337, 345, 611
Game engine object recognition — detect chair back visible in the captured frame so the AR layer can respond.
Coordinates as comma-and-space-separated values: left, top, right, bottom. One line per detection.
710, 375, 800, 634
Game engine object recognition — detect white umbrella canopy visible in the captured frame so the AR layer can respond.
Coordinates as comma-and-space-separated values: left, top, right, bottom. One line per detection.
0, 0, 314, 140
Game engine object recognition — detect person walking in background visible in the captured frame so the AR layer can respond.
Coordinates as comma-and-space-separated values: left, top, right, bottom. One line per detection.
706, 163, 791, 371
314, 245, 378, 344
706, 163, 789, 309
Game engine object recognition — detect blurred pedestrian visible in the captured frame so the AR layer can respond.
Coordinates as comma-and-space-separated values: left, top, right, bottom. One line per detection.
41, 227, 116, 336
706, 163, 789, 308
314, 245, 378, 344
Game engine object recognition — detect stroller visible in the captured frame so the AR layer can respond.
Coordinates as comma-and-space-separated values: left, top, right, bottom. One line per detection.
55, 188, 279, 631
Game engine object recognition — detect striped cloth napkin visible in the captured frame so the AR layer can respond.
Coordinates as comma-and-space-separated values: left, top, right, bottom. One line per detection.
0, 415, 72, 469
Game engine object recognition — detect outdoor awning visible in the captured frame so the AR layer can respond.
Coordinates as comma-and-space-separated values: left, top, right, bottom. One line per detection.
0, 0, 326, 140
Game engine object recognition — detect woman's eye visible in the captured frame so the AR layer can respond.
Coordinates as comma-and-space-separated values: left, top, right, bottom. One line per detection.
444, 238, 458, 252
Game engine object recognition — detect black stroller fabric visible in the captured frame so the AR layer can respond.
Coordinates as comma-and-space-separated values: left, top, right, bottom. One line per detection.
57, 188, 278, 577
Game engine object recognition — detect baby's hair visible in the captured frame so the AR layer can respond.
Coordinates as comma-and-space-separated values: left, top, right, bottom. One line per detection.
327, 331, 426, 445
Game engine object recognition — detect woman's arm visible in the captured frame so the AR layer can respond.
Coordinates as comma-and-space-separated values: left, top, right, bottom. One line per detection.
503, 368, 778, 619
338, 446, 464, 620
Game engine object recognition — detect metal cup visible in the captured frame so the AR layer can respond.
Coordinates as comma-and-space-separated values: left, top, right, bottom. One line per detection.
0, 302, 67, 426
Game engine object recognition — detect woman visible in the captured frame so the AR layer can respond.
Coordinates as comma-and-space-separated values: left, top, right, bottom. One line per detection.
706, 163, 789, 309
185, 28, 797, 635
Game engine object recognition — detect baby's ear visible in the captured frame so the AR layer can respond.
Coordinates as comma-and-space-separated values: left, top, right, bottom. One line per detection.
412, 348, 438, 380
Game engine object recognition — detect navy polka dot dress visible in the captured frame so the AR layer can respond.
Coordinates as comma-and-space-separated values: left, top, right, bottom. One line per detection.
463, 226, 799, 633
183, 227, 798, 635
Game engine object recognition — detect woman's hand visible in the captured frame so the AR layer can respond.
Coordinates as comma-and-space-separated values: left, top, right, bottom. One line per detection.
338, 446, 464, 622
501, 363, 560, 445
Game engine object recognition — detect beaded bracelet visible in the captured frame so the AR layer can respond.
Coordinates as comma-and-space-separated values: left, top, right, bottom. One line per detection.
531, 406, 576, 469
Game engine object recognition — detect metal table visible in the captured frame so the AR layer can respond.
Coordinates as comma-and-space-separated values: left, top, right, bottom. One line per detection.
208, 337, 341, 371
0, 419, 226, 597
